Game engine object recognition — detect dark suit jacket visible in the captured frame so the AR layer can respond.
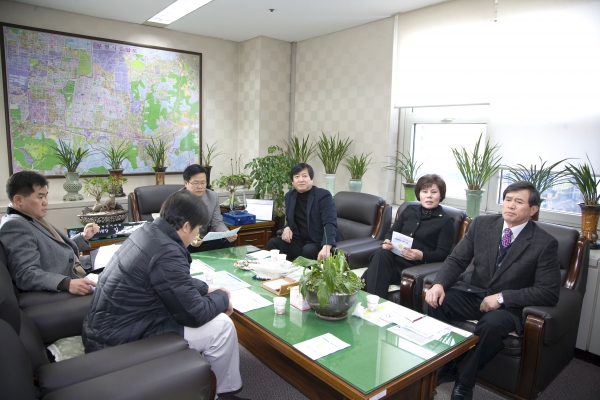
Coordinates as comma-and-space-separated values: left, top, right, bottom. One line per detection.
284, 186, 343, 246
433, 214, 560, 333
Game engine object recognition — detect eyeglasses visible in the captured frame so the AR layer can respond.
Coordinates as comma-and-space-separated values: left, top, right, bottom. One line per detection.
187, 181, 207, 187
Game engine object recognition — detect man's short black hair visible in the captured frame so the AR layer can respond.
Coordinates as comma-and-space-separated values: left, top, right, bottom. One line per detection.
183, 164, 207, 182
503, 181, 541, 207
6, 171, 49, 201
290, 163, 314, 181
160, 189, 209, 231
415, 174, 447, 202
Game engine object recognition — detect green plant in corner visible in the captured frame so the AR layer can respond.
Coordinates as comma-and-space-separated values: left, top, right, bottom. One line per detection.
101, 141, 132, 170
565, 155, 600, 205
213, 155, 252, 208
146, 138, 168, 168
245, 145, 293, 217
50, 139, 90, 172
316, 132, 353, 174
294, 249, 364, 308
451, 133, 502, 190
343, 153, 372, 180
506, 157, 571, 195
282, 135, 317, 164
383, 151, 422, 184
200, 142, 224, 167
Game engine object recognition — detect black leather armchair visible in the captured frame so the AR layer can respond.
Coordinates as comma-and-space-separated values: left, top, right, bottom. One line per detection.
422, 221, 589, 399
128, 184, 182, 222
0, 255, 215, 400
387, 201, 470, 311
333, 191, 392, 269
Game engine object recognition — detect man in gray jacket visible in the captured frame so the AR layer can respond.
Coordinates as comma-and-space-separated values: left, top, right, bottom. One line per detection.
1, 171, 99, 295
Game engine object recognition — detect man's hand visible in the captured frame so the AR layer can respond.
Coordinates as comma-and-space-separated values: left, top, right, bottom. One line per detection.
224, 299, 234, 316
191, 236, 203, 247
209, 286, 231, 298
401, 248, 423, 261
317, 245, 333, 261
69, 278, 96, 295
282, 227, 293, 243
425, 284, 445, 309
382, 239, 392, 251
226, 233, 238, 243
82, 223, 100, 240
480, 294, 502, 312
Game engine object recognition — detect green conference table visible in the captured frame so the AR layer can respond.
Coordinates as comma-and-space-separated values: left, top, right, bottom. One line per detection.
192, 247, 477, 400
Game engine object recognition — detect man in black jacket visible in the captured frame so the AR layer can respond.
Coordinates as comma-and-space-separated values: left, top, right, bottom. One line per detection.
267, 163, 342, 261
83, 190, 242, 396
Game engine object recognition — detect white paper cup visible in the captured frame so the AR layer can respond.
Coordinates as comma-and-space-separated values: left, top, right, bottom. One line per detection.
273, 296, 287, 314
270, 249, 280, 259
203, 271, 214, 285
366, 294, 379, 312
277, 254, 287, 266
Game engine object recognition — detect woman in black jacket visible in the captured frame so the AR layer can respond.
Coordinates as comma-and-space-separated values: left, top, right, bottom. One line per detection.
362, 174, 455, 298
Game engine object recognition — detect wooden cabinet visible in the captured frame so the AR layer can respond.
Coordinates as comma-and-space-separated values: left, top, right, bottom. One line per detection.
226, 220, 275, 249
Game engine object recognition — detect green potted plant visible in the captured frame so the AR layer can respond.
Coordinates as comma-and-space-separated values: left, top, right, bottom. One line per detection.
49, 139, 90, 201
343, 152, 372, 193
200, 142, 224, 189
565, 156, 599, 249
245, 145, 293, 230
283, 135, 317, 164
213, 156, 252, 212
316, 132, 353, 195
383, 151, 423, 201
101, 141, 131, 197
80, 176, 128, 225
293, 249, 364, 319
146, 138, 168, 185
451, 133, 502, 218
505, 157, 570, 220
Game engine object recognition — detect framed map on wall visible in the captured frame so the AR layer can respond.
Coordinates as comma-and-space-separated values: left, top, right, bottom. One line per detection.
1, 24, 201, 176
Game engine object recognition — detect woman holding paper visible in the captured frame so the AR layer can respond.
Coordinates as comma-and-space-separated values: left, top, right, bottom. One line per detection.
362, 174, 455, 298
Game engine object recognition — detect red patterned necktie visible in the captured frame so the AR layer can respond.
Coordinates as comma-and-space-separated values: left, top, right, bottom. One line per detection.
501, 228, 512, 248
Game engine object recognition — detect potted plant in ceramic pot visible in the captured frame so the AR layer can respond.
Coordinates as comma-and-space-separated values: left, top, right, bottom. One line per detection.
343, 152, 372, 193
316, 132, 353, 196
293, 249, 364, 320
101, 140, 132, 197
146, 138, 168, 185
200, 142, 224, 190
565, 156, 600, 249
451, 133, 502, 218
80, 176, 128, 225
213, 156, 252, 212
49, 139, 90, 201
505, 157, 570, 220
283, 134, 317, 164
383, 151, 422, 201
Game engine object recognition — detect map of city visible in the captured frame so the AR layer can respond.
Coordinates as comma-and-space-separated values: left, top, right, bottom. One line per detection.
2, 25, 201, 175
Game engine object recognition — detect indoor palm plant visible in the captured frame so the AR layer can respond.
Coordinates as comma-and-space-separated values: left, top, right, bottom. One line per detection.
343, 152, 372, 193
293, 249, 364, 319
565, 156, 600, 248
451, 133, 502, 217
383, 151, 423, 201
200, 142, 224, 189
316, 132, 353, 195
50, 139, 90, 201
283, 134, 317, 164
505, 157, 570, 220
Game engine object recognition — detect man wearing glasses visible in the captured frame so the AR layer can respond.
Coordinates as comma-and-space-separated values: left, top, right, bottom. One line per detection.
183, 164, 237, 253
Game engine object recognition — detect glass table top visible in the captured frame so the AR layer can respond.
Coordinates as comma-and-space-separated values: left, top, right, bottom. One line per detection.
191, 246, 471, 395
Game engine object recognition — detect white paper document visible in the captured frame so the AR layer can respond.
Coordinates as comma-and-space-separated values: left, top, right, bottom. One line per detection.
194, 270, 250, 291
247, 250, 271, 259
93, 244, 121, 270
262, 279, 290, 291
230, 288, 272, 313
388, 335, 437, 360
401, 316, 451, 338
391, 231, 413, 256
294, 333, 350, 360
202, 227, 241, 242
245, 199, 274, 221
190, 259, 215, 276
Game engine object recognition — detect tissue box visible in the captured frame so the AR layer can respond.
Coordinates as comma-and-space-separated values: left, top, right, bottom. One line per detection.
290, 286, 311, 311
222, 211, 256, 225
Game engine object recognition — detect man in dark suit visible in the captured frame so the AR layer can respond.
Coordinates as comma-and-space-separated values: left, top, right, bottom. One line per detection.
425, 181, 560, 400
267, 163, 342, 261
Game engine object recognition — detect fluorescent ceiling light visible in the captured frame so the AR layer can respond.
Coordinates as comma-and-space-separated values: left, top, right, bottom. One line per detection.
145, 0, 212, 26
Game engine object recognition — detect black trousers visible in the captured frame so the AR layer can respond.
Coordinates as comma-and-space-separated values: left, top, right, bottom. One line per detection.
362, 249, 414, 298
425, 288, 517, 387
188, 238, 232, 253
267, 236, 322, 261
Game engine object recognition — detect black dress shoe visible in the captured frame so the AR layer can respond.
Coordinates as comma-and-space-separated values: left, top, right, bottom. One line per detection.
451, 381, 473, 400
436, 360, 458, 385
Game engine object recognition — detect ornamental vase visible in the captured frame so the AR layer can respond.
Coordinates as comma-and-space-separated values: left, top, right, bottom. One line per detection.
403, 183, 416, 201
348, 179, 363, 193
153, 166, 167, 185
579, 203, 600, 249
205, 165, 213, 190
63, 172, 83, 201
306, 290, 358, 320
465, 189, 485, 218
324, 174, 336, 196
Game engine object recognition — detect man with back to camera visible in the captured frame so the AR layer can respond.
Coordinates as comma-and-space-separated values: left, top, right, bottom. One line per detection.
83, 190, 244, 398
424, 181, 561, 400
267, 163, 342, 261
0, 170, 99, 295
183, 164, 238, 253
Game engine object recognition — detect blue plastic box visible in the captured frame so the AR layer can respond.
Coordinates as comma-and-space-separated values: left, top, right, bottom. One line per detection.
222, 211, 256, 225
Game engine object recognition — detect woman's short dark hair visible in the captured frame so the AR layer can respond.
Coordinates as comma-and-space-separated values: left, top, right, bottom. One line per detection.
503, 181, 541, 207
6, 171, 49, 200
183, 164, 207, 182
290, 163, 314, 181
415, 174, 447, 202
160, 190, 209, 231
